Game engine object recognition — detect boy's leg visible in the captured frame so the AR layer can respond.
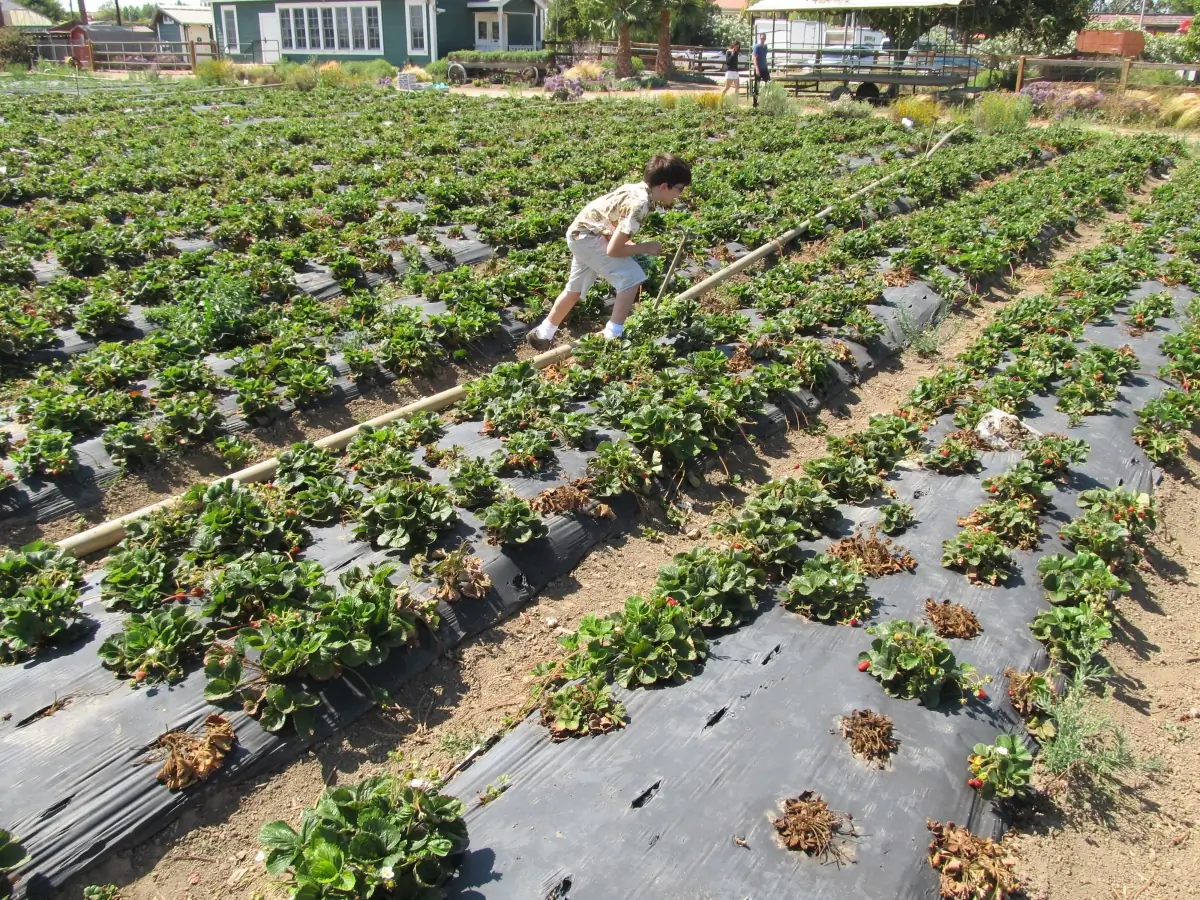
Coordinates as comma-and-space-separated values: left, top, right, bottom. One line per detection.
544, 288, 583, 327
529, 252, 594, 350
602, 284, 641, 338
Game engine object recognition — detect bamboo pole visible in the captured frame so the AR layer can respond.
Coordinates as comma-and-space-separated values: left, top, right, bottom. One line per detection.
55, 127, 963, 559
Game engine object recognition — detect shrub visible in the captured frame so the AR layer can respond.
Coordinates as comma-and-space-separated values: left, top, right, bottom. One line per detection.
973, 91, 1031, 133
658, 90, 678, 109
284, 63, 318, 92
758, 82, 791, 117
402, 63, 432, 83
317, 60, 347, 86
1160, 93, 1200, 129
425, 59, 449, 80
0, 27, 34, 70
195, 58, 236, 86
565, 60, 605, 80
891, 94, 939, 128
827, 96, 871, 119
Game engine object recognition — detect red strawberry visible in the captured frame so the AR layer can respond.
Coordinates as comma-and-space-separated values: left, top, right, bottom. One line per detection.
133, 670, 147, 683
1043, 458, 1053, 466
976, 689, 988, 700
190, 586, 204, 597
665, 598, 679, 607
967, 777, 983, 789
857, 660, 871, 672
732, 542, 743, 550
848, 617, 859, 627
941, 449, 950, 457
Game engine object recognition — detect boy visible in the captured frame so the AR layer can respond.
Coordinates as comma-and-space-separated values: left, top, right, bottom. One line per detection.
527, 152, 692, 350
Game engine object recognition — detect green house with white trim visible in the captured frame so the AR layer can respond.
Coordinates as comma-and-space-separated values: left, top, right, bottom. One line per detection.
211, 0, 547, 67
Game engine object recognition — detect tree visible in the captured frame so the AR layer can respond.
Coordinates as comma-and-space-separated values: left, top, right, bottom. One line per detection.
651, 0, 711, 75
21, 0, 69, 22
868, 0, 1090, 60
580, 0, 651, 76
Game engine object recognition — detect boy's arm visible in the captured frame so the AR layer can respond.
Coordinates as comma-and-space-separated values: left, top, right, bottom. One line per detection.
607, 231, 662, 258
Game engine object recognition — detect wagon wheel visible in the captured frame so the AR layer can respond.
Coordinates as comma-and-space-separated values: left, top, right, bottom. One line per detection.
828, 85, 851, 102
447, 62, 468, 85
854, 81, 881, 103
519, 65, 540, 86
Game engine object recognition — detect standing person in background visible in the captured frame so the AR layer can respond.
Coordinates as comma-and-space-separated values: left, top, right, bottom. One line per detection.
721, 40, 741, 100
754, 33, 770, 86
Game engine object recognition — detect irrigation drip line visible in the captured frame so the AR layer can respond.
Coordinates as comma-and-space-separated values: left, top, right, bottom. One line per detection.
54, 125, 965, 561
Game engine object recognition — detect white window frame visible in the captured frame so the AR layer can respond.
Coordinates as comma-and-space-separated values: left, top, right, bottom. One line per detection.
275, 3, 385, 55
405, 1, 428, 56
221, 6, 239, 51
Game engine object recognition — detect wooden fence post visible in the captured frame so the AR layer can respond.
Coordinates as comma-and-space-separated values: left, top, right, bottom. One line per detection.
1119, 56, 1131, 93
188, 40, 197, 71
1015, 55, 1026, 92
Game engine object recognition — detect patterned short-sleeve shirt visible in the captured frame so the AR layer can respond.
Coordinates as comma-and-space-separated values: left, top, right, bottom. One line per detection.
568, 181, 651, 240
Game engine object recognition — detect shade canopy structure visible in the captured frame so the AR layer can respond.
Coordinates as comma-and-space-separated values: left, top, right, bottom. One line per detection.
747, 0, 962, 12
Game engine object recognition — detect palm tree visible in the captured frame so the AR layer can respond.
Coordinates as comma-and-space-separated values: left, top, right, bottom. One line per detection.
652, 0, 711, 76
583, 0, 650, 77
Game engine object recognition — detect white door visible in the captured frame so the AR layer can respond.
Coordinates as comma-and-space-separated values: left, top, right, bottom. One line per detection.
474, 13, 500, 51
258, 12, 281, 63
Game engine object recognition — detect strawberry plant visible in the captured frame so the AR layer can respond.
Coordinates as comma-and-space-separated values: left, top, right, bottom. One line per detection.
540, 676, 627, 741
1125, 291, 1174, 334
0, 829, 30, 899
1037, 550, 1129, 607
927, 820, 1021, 900
203, 552, 323, 625
967, 734, 1033, 800
354, 479, 457, 551
857, 620, 979, 707
785, 554, 871, 625
1030, 603, 1112, 671
101, 547, 175, 612
652, 546, 763, 630
258, 774, 467, 899
278, 360, 334, 406
102, 421, 161, 469
1, 581, 86, 663
186, 481, 297, 559
922, 432, 981, 474
879, 501, 916, 535
154, 360, 220, 397
0, 540, 81, 597
158, 391, 222, 444
957, 498, 1042, 550
556, 596, 707, 689
1004, 667, 1056, 741
482, 497, 547, 546
1077, 487, 1156, 540
981, 461, 1052, 509
491, 428, 555, 473
1022, 434, 1089, 479
275, 442, 339, 492
1132, 390, 1197, 464
941, 528, 1014, 585
448, 456, 503, 510
215, 434, 256, 470
712, 476, 837, 570
586, 440, 658, 497
75, 294, 132, 338
803, 453, 882, 503
11, 427, 77, 478
99, 606, 209, 686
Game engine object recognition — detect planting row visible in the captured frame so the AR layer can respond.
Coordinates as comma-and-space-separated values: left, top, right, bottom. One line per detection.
0, 132, 1183, 896
0, 124, 1087, 528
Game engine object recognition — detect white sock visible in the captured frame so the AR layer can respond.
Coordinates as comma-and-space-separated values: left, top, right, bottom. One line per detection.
602, 321, 624, 339
535, 320, 558, 340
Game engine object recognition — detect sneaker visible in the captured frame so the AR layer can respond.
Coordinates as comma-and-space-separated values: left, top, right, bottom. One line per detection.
527, 331, 553, 352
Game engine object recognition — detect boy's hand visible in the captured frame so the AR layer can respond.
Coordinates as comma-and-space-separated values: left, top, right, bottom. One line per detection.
639, 241, 664, 257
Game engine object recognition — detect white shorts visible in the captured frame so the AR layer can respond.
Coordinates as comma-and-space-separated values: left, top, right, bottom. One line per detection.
725, 71, 739, 82
565, 232, 646, 297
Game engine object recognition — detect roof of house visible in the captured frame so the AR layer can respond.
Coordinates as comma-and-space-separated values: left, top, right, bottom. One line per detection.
153, 6, 215, 26
48, 23, 158, 38
1089, 13, 1189, 30
714, 0, 748, 10
0, 0, 53, 27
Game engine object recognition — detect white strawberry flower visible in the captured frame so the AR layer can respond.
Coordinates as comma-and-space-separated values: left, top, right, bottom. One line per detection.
255, 850, 266, 863
995, 746, 1008, 756
409, 779, 429, 791
378, 865, 395, 880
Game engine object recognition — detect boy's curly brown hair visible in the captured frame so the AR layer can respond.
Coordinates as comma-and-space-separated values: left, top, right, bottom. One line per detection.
644, 153, 692, 189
